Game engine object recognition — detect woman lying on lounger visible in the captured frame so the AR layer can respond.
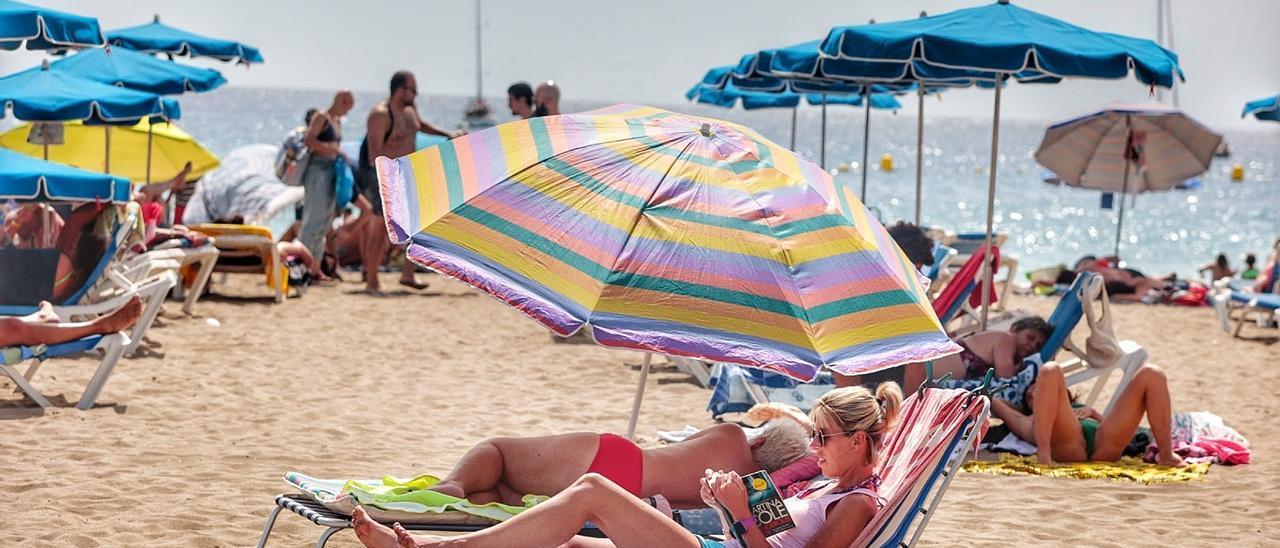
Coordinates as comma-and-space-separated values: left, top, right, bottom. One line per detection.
413, 409, 815, 510
353, 383, 902, 548
0, 296, 142, 348
991, 362, 1186, 467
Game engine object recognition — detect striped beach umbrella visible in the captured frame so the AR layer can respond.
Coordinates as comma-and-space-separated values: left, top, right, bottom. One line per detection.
377, 104, 959, 383
1035, 103, 1222, 258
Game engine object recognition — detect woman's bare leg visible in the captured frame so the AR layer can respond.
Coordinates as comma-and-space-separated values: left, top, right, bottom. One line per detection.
1091, 365, 1185, 466
1031, 363, 1089, 465
0, 297, 141, 347
429, 433, 600, 506
352, 474, 701, 548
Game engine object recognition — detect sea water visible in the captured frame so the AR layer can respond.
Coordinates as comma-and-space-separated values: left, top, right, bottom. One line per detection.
173, 88, 1279, 279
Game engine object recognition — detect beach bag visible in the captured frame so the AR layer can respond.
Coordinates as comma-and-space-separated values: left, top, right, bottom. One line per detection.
334, 156, 355, 208
276, 126, 309, 185
1080, 275, 1123, 368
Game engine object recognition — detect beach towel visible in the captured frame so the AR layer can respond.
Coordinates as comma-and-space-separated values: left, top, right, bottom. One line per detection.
284, 471, 546, 524
1143, 411, 1250, 465
961, 454, 1210, 484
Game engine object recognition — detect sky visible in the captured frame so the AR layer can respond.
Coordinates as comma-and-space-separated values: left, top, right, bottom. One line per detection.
4, 0, 1279, 129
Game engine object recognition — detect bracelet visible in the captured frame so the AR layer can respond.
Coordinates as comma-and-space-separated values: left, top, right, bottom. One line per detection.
732, 515, 758, 537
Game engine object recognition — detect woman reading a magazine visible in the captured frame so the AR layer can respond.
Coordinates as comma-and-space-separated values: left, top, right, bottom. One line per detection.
351, 383, 902, 548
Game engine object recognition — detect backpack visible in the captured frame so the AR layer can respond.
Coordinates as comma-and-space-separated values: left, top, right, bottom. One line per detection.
276, 125, 309, 185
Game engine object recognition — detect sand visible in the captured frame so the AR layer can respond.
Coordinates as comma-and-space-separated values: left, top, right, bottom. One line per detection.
1, 272, 1276, 547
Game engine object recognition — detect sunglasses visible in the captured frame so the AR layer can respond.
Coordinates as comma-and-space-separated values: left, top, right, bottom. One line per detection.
810, 429, 857, 447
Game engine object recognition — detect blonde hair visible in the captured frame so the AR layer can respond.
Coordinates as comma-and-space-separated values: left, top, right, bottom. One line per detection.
809, 382, 903, 465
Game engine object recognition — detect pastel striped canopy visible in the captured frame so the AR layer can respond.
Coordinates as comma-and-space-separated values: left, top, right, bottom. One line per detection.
376, 104, 959, 380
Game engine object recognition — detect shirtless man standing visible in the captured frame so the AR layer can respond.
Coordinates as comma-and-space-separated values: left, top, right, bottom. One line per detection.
358, 71, 460, 294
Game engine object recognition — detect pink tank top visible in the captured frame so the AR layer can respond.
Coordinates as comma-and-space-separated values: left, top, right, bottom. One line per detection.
724, 478, 884, 548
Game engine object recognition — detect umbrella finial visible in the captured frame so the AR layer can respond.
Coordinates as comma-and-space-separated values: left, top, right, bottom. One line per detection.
919, 10, 928, 17
153, 14, 161, 23
699, 123, 714, 138
41, 59, 50, 70
997, 0, 1010, 4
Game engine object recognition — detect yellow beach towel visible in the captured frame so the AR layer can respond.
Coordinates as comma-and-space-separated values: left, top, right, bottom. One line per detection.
962, 454, 1210, 484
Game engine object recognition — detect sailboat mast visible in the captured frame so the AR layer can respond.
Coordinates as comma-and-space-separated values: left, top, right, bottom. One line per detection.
475, 0, 483, 99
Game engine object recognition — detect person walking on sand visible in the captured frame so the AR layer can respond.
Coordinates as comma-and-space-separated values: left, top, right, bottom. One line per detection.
356, 71, 461, 295
533, 80, 561, 117
507, 82, 535, 119
299, 90, 354, 262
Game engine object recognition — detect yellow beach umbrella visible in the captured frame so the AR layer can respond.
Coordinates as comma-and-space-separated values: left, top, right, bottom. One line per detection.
0, 118, 219, 183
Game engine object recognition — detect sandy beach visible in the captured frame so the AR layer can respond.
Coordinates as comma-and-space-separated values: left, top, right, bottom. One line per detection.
0, 271, 1274, 547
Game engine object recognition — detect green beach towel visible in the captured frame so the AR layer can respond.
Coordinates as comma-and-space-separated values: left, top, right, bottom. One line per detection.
285, 471, 547, 524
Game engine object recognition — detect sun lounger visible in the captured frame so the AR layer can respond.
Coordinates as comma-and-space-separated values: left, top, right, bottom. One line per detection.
187, 223, 288, 303
938, 231, 1019, 312
258, 382, 991, 548
0, 332, 128, 410
0, 217, 176, 357
923, 244, 958, 297
1213, 252, 1280, 337
932, 245, 1005, 337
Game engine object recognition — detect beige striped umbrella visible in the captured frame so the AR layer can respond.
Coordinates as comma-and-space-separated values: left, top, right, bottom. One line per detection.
1035, 103, 1222, 257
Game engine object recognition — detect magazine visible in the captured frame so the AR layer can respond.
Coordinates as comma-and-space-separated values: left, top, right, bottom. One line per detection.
709, 470, 795, 540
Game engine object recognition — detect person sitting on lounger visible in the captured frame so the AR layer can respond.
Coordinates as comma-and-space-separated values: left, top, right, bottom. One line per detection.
901, 316, 1051, 391
990, 362, 1186, 467
0, 296, 142, 348
405, 409, 815, 510
352, 383, 901, 548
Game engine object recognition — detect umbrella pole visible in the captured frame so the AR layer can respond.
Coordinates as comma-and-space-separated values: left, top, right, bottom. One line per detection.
820, 94, 828, 169
860, 92, 871, 202
104, 126, 111, 174
146, 124, 154, 184
914, 87, 925, 225
43, 142, 49, 161
979, 78, 1004, 330
789, 106, 797, 151
1114, 116, 1133, 260
624, 353, 653, 441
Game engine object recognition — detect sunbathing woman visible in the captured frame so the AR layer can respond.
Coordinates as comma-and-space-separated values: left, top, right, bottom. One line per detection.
990, 362, 1186, 467
900, 316, 1051, 391
353, 383, 901, 548
418, 410, 815, 511
0, 296, 142, 348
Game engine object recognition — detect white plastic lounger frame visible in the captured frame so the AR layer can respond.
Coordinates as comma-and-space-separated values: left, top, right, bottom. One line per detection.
1, 332, 129, 410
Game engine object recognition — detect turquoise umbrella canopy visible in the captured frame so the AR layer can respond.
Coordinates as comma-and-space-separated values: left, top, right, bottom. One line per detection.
1242, 95, 1279, 122
106, 15, 263, 65
0, 0, 105, 51
0, 147, 130, 202
50, 47, 226, 95
0, 60, 180, 122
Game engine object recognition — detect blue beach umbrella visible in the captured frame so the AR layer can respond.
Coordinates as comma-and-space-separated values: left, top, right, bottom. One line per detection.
0, 0, 104, 51
0, 61, 181, 122
0, 60, 179, 174
1242, 95, 1279, 122
764, 0, 1183, 326
689, 67, 902, 158
49, 47, 226, 94
106, 15, 263, 65
0, 147, 130, 202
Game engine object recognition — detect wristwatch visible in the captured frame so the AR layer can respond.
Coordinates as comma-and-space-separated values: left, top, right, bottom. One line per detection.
732, 515, 758, 538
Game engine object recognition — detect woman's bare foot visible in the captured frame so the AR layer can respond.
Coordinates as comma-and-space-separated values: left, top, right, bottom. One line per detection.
351, 507, 400, 548
1158, 453, 1186, 467
97, 297, 144, 334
